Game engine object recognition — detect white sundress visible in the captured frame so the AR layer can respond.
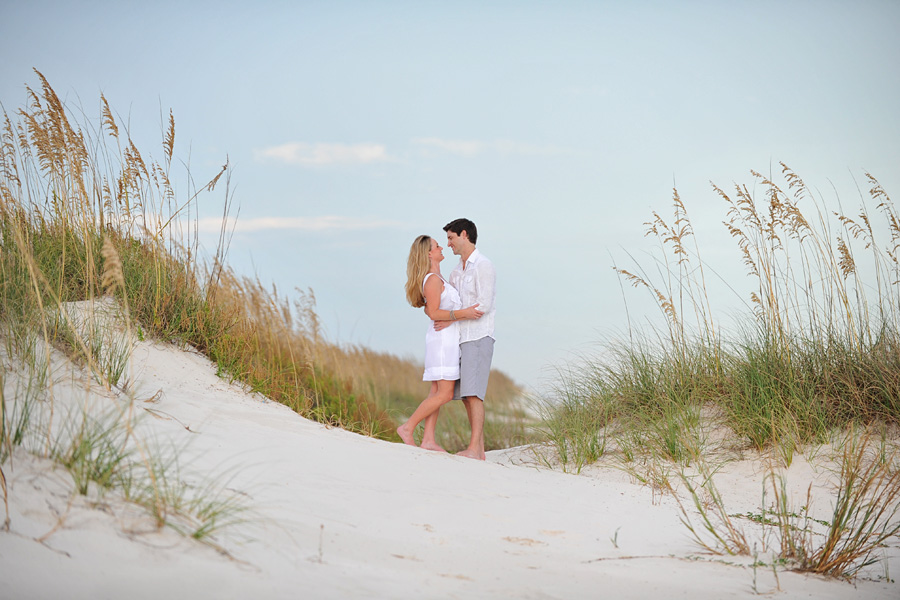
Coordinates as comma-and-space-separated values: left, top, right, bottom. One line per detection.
422, 272, 461, 381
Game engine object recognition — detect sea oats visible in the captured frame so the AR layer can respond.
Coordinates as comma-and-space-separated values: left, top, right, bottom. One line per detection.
100, 237, 125, 296
153, 163, 175, 204
164, 109, 175, 164
836, 213, 868, 244
614, 267, 650, 291
101, 94, 119, 140
837, 237, 856, 279
0, 115, 20, 188
205, 162, 227, 192
781, 162, 810, 201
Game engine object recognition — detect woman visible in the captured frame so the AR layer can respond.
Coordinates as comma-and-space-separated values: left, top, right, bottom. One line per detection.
397, 235, 483, 450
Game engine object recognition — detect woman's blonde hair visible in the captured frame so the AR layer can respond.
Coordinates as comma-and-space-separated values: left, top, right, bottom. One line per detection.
405, 235, 432, 307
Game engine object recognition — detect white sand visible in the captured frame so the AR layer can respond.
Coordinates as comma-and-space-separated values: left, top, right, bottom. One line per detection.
1, 307, 898, 599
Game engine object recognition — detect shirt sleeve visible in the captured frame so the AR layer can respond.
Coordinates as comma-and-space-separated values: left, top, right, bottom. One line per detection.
473, 260, 496, 314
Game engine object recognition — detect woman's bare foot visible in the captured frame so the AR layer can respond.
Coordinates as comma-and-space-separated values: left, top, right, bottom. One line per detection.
396, 424, 417, 446
456, 448, 486, 461
420, 441, 447, 453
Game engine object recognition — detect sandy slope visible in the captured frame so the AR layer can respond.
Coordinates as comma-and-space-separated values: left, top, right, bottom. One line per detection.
1, 321, 897, 599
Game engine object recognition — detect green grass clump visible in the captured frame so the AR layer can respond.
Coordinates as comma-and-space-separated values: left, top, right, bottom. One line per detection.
0, 69, 400, 436
53, 408, 133, 496
534, 166, 900, 581
540, 165, 900, 468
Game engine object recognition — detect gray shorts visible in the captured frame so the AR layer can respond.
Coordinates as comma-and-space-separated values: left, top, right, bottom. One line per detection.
453, 337, 494, 401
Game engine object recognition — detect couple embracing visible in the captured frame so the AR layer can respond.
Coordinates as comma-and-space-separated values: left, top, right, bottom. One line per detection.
398, 218, 496, 461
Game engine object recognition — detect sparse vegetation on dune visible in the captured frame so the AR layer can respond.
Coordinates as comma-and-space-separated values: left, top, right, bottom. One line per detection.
536, 164, 900, 579
0, 70, 526, 437
207, 272, 531, 448
6, 70, 894, 587
0, 72, 528, 538
540, 163, 899, 469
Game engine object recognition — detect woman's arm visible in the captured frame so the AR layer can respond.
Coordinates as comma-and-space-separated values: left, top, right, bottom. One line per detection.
431, 303, 482, 330
423, 276, 482, 321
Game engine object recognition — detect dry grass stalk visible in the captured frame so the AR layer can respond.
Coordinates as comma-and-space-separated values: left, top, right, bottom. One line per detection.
674, 461, 750, 556
806, 433, 900, 578
0, 373, 8, 530
762, 431, 900, 580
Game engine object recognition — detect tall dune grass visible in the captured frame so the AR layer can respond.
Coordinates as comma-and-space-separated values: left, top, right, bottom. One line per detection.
0, 70, 528, 458
0, 71, 529, 540
536, 173, 900, 579
540, 164, 899, 470
1, 69, 397, 435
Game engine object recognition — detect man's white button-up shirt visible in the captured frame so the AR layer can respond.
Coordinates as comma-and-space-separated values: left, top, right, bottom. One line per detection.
449, 248, 496, 343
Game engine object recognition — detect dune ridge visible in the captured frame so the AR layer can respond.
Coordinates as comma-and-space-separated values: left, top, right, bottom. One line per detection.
1, 301, 896, 599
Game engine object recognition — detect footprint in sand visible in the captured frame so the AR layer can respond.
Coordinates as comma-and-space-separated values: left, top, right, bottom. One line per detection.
503, 536, 547, 546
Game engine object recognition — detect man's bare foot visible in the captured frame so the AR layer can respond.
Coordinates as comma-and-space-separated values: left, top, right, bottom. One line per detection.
396, 424, 417, 446
456, 448, 486, 461
420, 441, 447, 453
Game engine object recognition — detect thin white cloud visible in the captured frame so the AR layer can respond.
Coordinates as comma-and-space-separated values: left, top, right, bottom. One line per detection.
255, 142, 394, 166
196, 215, 400, 233
412, 137, 486, 157
412, 137, 566, 157
103, 209, 399, 236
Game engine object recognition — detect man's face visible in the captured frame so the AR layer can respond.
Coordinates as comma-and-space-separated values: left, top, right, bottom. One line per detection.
446, 230, 465, 255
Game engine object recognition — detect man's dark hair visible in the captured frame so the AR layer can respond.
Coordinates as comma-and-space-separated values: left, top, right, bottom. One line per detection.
443, 218, 477, 245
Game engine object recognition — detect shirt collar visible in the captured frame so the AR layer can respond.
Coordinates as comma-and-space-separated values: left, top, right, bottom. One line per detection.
462, 248, 481, 268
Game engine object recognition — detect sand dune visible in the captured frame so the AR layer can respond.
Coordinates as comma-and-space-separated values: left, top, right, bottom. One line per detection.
1, 319, 897, 599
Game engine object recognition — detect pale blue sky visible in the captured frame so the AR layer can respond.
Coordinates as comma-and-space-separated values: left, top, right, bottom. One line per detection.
3, 1, 899, 391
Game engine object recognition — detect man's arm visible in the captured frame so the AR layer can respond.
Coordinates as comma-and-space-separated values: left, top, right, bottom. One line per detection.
473, 260, 496, 314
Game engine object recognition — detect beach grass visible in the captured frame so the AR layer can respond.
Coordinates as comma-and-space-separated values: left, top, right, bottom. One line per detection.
539, 165, 899, 466
535, 164, 900, 579
0, 70, 527, 441
768, 429, 900, 579
10, 70, 894, 582
0, 69, 531, 539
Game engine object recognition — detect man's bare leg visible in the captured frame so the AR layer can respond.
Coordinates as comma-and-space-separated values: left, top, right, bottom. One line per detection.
456, 396, 485, 460
420, 409, 447, 452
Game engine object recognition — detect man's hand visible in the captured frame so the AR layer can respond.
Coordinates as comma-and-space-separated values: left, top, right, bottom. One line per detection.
433, 320, 453, 331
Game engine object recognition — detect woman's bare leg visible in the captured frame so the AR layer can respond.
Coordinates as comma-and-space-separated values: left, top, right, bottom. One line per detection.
420, 408, 446, 452
396, 380, 455, 447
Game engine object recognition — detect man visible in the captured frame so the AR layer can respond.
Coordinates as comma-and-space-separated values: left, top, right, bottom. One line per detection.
439, 218, 496, 461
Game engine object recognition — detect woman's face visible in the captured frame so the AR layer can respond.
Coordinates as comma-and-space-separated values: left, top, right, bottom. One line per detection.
428, 237, 444, 263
